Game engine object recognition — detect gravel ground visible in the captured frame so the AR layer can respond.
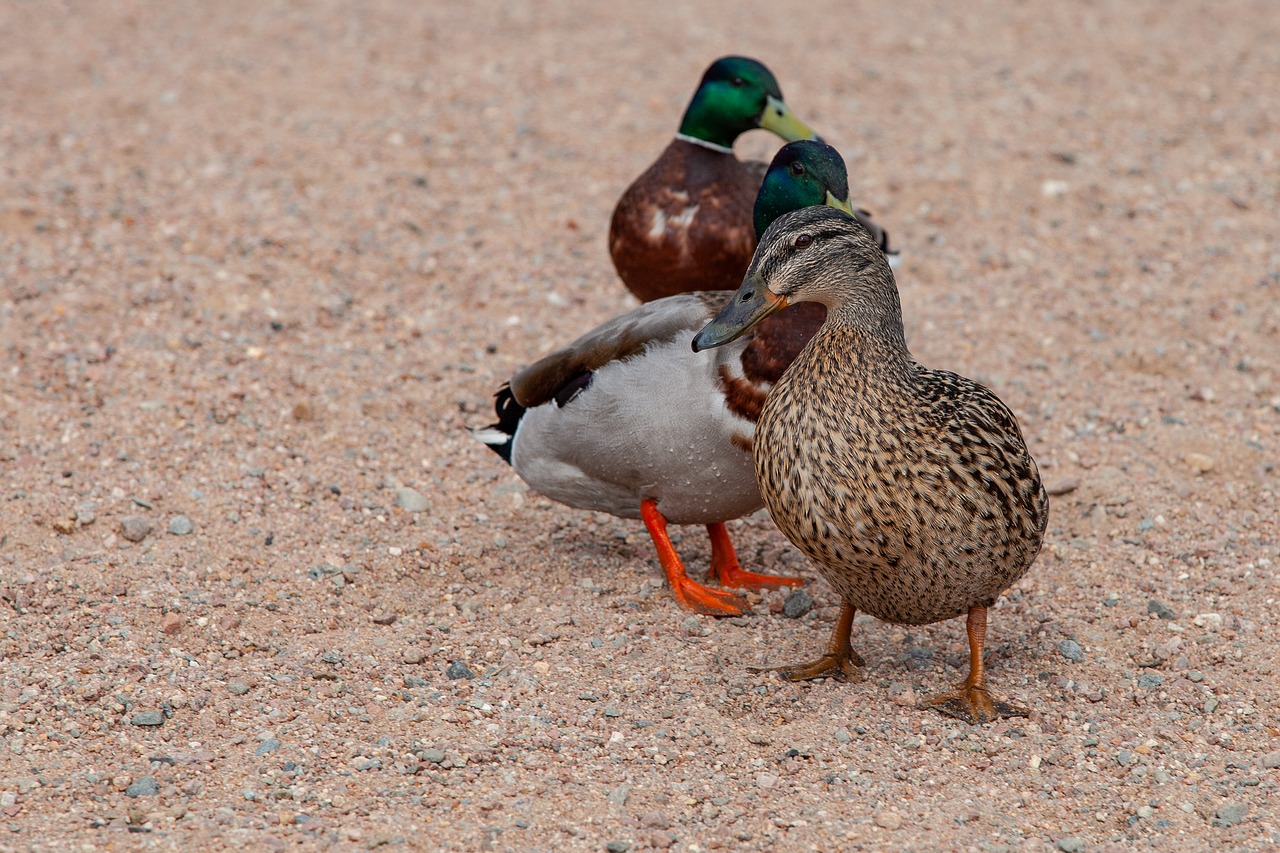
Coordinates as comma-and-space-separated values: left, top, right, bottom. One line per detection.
2, 1, 1278, 851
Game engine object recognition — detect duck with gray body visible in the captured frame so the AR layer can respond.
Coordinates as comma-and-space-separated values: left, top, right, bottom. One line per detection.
693, 206, 1048, 723
475, 142, 883, 617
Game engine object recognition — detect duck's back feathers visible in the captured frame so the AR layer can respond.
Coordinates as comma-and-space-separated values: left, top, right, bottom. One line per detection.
509, 293, 716, 408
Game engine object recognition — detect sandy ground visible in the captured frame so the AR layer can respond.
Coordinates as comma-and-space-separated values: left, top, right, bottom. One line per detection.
1, 1, 1278, 850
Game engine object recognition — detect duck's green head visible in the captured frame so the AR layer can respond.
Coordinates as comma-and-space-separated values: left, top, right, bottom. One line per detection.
678, 56, 819, 149
753, 140, 853, 239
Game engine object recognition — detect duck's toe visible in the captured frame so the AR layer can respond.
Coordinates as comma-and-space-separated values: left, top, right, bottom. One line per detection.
670, 575, 749, 617
748, 649, 864, 682
925, 685, 1028, 724
715, 564, 805, 590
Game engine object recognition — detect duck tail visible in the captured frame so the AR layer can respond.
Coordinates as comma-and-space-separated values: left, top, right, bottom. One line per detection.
471, 384, 525, 464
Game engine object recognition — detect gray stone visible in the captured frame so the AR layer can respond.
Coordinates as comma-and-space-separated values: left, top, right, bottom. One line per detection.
354, 758, 381, 771
782, 589, 813, 619
1058, 639, 1085, 662
1147, 599, 1176, 619
1056, 839, 1085, 853
421, 749, 446, 764
168, 515, 194, 535
607, 784, 631, 806
395, 487, 429, 513
131, 710, 165, 727
446, 660, 475, 680
1261, 751, 1280, 770
125, 776, 159, 797
227, 682, 251, 696
404, 674, 429, 688
606, 843, 630, 853
873, 810, 902, 830
1213, 802, 1248, 827
1137, 674, 1164, 690
255, 739, 281, 756
120, 515, 153, 542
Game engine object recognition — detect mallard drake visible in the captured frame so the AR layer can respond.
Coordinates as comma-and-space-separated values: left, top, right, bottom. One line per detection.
609, 56, 823, 302
693, 206, 1049, 723
475, 142, 867, 616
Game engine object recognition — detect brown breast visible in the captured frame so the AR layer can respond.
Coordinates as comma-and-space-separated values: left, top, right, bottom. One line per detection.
609, 140, 760, 302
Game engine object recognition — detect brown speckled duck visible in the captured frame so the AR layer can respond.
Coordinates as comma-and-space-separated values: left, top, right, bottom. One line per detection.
693, 206, 1048, 723
609, 56, 823, 302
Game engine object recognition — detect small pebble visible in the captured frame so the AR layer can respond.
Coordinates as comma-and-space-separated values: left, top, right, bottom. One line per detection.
168, 515, 194, 536
255, 739, 281, 757
404, 675, 429, 688
1058, 639, 1085, 663
395, 487, 429, 513
1056, 838, 1085, 853
1184, 452, 1215, 474
782, 589, 813, 619
403, 648, 427, 665
1212, 802, 1248, 827
353, 758, 381, 771
1137, 674, 1164, 690
227, 682, 251, 696
125, 777, 159, 797
120, 515, 153, 542
446, 660, 475, 679
1261, 751, 1280, 770
1147, 599, 1176, 619
1046, 478, 1080, 496
873, 810, 903, 830
131, 710, 165, 727
639, 811, 670, 829
607, 784, 631, 806
160, 613, 184, 635
421, 749, 446, 764
833, 728, 853, 744
606, 843, 630, 853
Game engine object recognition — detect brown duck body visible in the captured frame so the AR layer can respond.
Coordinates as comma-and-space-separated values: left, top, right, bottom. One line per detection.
609, 139, 764, 301
755, 321, 1049, 627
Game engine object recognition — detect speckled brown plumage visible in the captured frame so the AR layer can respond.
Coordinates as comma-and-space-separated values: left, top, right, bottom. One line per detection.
610, 140, 763, 301
693, 206, 1049, 723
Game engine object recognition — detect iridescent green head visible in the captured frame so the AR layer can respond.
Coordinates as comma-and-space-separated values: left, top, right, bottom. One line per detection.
677, 56, 819, 149
753, 140, 853, 238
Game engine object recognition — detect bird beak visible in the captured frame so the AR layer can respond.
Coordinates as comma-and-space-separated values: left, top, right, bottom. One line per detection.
759, 95, 820, 142
691, 275, 789, 351
826, 191, 855, 216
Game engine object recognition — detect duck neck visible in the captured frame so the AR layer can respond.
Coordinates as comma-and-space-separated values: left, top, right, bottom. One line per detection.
804, 301, 913, 383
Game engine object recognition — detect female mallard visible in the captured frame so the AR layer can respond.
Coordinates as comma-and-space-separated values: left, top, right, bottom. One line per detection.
610, 56, 822, 301
693, 206, 1048, 723
475, 142, 870, 616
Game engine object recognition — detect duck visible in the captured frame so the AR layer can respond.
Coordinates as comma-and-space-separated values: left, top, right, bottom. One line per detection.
692, 206, 1049, 723
475, 141, 875, 616
610, 56, 896, 303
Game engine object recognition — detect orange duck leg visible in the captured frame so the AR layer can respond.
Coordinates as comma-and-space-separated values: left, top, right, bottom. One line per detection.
640, 499, 747, 617
706, 521, 804, 590
925, 605, 1029, 724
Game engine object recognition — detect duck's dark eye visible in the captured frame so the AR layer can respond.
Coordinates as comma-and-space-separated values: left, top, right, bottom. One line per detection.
730, 76, 746, 87
794, 234, 813, 249
789, 161, 806, 177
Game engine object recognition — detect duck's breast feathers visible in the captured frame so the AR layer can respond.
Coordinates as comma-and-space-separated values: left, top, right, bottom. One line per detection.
609, 140, 760, 297
913, 366, 1049, 534
509, 293, 718, 409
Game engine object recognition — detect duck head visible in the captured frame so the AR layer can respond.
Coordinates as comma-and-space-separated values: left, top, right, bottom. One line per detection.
678, 56, 819, 149
692, 206, 900, 351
